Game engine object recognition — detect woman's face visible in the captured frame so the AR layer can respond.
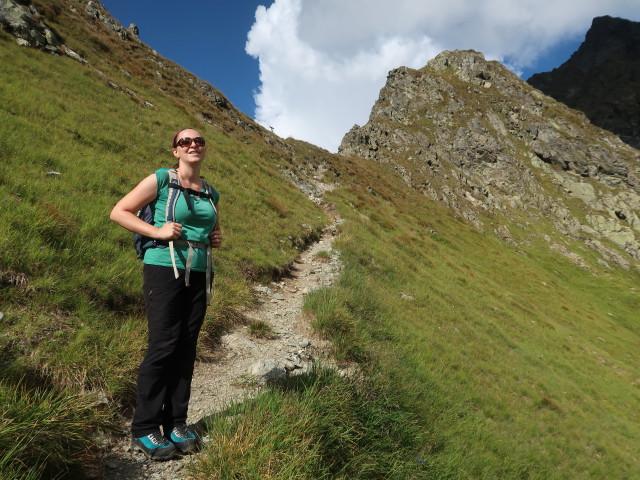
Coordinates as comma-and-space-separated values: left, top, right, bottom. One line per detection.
172, 129, 206, 165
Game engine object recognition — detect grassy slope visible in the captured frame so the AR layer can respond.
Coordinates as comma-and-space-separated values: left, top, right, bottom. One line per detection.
0, 22, 326, 387
0, 3, 639, 478
302, 152, 639, 478
0, 16, 326, 478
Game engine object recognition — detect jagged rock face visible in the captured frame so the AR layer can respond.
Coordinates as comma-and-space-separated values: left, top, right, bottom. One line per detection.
0, 0, 62, 51
84, 1, 139, 41
528, 16, 640, 149
340, 50, 640, 269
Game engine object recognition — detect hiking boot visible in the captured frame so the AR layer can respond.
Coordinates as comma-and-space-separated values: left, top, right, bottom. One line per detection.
132, 430, 178, 460
168, 425, 200, 453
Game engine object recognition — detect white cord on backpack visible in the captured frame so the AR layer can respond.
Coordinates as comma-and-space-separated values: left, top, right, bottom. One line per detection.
169, 240, 179, 280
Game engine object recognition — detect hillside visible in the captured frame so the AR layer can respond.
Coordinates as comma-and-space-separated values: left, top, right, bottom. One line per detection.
1, 1, 639, 479
335, 48, 640, 478
528, 16, 640, 149
340, 49, 640, 270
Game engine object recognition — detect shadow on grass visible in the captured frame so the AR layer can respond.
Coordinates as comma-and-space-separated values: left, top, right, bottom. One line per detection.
191, 366, 431, 479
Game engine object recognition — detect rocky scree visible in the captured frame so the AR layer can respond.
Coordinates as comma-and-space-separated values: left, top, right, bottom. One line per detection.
340, 50, 640, 269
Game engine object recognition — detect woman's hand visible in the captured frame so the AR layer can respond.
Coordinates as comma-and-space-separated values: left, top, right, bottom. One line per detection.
155, 222, 183, 240
209, 229, 223, 248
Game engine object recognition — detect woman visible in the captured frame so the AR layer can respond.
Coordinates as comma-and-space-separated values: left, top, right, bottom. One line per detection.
110, 128, 222, 460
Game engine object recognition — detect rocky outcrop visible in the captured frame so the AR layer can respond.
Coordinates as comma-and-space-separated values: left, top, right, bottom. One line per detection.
528, 16, 640, 149
0, 0, 138, 56
0, 0, 62, 51
83, 0, 139, 41
340, 50, 640, 268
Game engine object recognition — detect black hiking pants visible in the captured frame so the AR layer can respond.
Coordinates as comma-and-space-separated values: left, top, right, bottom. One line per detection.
131, 264, 207, 438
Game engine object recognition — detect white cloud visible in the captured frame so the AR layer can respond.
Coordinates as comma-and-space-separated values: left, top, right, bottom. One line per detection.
247, 0, 640, 152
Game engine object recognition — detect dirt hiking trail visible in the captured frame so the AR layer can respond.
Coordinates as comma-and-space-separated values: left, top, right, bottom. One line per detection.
101, 219, 343, 480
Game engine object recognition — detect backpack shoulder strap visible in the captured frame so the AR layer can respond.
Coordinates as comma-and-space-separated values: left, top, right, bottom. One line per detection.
164, 168, 184, 280
201, 177, 218, 214
165, 168, 182, 223
200, 177, 217, 306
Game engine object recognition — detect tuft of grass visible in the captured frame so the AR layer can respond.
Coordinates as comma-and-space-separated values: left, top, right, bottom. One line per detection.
0, 378, 112, 480
314, 250, 332, 262
303, 282, 372, 364
247, 320, 274, 339
264, 197, 290, 217
189, 367, 427, 480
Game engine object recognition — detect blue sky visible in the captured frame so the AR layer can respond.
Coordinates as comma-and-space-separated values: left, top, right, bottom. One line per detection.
100, 0, 639, 152
100, 0, 273, 117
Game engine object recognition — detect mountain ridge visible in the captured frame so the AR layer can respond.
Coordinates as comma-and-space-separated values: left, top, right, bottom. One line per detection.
0, 0, 293, 152
340, 49, 639, 270
528, 15, 640, 149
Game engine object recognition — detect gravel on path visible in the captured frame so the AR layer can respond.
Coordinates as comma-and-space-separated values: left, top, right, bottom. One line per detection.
100, 221, 343, 480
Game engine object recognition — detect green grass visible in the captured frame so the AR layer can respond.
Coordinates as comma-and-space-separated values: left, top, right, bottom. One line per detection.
301, 174, 640, 479
247, 320, 275, 339
1, 4, 639, 478
189, 367, 427, 480
315, 250, 332, 259
0, 377, 111, 480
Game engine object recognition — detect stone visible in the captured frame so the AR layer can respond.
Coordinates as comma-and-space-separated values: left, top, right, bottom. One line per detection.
0, 0, 62, 51
127, 23, 139, 38
253, 286, 272, 295
248, 359, 286, 382
85, 1, 99, 19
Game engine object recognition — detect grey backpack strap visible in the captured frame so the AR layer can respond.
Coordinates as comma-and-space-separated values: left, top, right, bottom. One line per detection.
205, 245, 212, 305
166, 169, 181, 280
202, 179, 218, 215
165, 169, 181, 222
203, 179, 217, 305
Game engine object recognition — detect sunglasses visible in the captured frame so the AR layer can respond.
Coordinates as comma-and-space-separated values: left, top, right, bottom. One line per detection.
175, 137, 206, 148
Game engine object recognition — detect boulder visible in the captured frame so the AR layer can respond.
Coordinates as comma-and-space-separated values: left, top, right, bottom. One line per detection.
0, 0, 62, 52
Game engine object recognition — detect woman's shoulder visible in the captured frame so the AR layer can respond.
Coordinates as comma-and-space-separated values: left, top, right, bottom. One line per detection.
154, 168, 174, 188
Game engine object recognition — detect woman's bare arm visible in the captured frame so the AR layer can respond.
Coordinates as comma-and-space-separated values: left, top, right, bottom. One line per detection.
110, 174, 182, 240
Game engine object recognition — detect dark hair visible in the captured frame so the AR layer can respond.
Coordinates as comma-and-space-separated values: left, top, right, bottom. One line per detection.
171, 129, 188, 169
171, 129, 188, 148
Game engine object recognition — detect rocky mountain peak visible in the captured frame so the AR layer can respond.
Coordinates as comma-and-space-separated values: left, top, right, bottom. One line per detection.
566, 16, 639, 73
528, 16, 640, 149
340, 49, 640, 269
423, 49, 518, 89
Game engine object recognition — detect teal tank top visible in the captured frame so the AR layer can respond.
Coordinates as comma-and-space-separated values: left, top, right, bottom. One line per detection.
143, 168, 219, 272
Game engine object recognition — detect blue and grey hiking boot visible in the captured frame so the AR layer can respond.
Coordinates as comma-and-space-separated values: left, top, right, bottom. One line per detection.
132, 430, 178, 460
168, 425, 200, 453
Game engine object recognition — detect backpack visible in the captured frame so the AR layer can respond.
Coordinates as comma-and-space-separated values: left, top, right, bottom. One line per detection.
134, 169, 218, 258
133, 168, 218, 304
